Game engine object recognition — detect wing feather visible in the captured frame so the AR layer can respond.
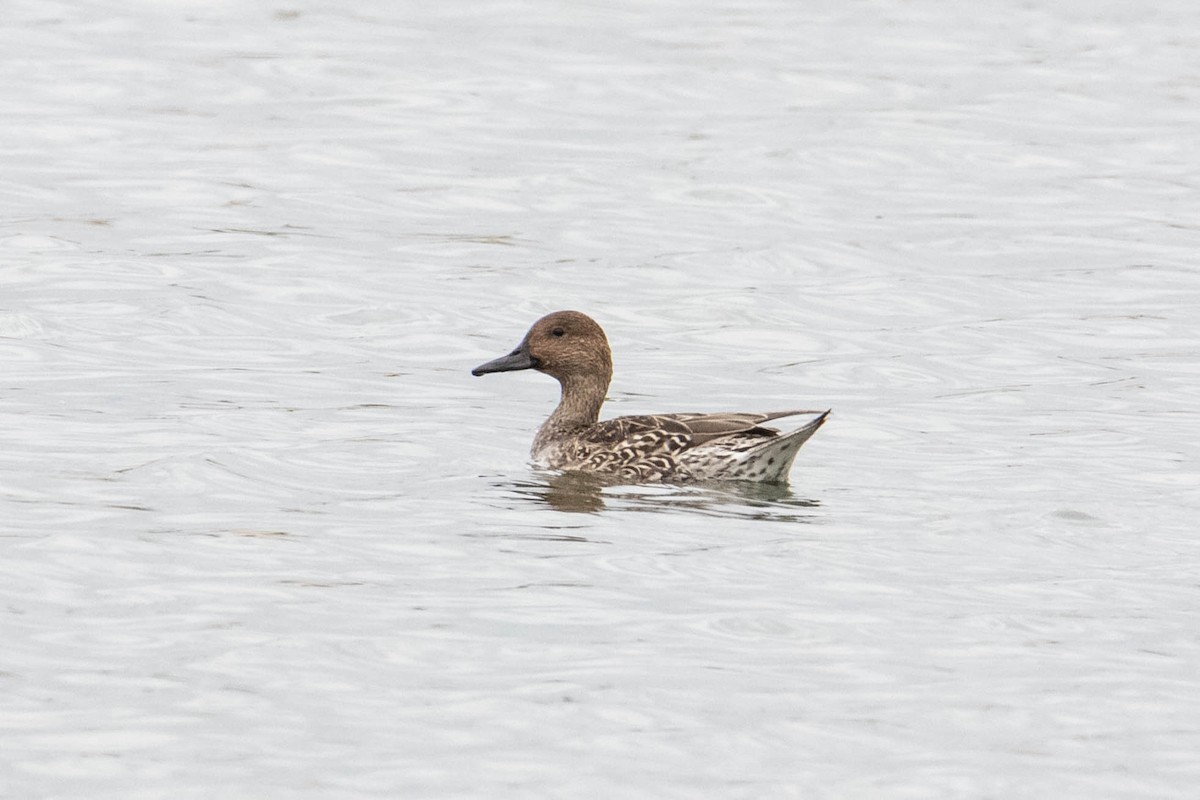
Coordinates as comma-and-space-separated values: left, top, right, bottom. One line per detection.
581, 409, 819, 450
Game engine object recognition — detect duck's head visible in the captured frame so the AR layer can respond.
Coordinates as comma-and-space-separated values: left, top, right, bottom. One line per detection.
472, 310, 613, 386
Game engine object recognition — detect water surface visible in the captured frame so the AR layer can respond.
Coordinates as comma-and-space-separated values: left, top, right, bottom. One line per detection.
3, 1, 1199, 797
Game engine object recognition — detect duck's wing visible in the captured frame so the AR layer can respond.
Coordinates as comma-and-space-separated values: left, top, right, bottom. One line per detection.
582, 409, 824, 450
662, 409, 825, 446
571, 410, 829, 481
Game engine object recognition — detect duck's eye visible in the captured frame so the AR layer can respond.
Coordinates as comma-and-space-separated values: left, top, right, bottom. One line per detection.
551, 327, 565, 337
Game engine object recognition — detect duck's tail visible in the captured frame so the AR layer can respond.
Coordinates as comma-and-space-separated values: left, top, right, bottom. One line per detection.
749, 410, 830, 483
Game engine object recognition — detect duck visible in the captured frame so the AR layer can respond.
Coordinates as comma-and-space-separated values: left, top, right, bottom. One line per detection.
471, 311, 829, 483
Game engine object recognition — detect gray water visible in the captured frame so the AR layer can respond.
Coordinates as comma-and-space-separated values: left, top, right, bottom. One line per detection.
4, 1, 1200, 797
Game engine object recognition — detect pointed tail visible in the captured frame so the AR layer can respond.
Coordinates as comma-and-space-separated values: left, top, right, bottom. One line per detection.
755, 410, 830, 482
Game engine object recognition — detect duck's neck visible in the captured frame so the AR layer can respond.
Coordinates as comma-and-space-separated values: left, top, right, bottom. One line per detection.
536, 373, 609, 440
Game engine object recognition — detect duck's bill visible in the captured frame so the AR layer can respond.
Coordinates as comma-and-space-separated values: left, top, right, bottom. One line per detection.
471, 346, 538, 376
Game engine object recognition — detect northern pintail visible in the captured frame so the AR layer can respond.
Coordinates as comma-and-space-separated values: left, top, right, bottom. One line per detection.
472, 311, 829, 483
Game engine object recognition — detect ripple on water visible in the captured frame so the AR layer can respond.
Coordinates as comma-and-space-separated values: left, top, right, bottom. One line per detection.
4, 1, 1200, 797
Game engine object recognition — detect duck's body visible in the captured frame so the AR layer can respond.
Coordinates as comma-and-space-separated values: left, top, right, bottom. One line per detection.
531, 408, 828, 483
472, 311, 828, 484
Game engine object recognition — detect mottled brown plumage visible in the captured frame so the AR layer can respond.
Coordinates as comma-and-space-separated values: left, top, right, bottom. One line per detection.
472, 311, 829, 483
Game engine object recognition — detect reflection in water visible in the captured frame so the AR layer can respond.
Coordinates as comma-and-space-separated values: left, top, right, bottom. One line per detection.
500, 471, 822, 522
523, 471, 611, 513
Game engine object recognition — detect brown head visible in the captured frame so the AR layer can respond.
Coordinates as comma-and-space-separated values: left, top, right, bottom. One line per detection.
471, 311, 613, 391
